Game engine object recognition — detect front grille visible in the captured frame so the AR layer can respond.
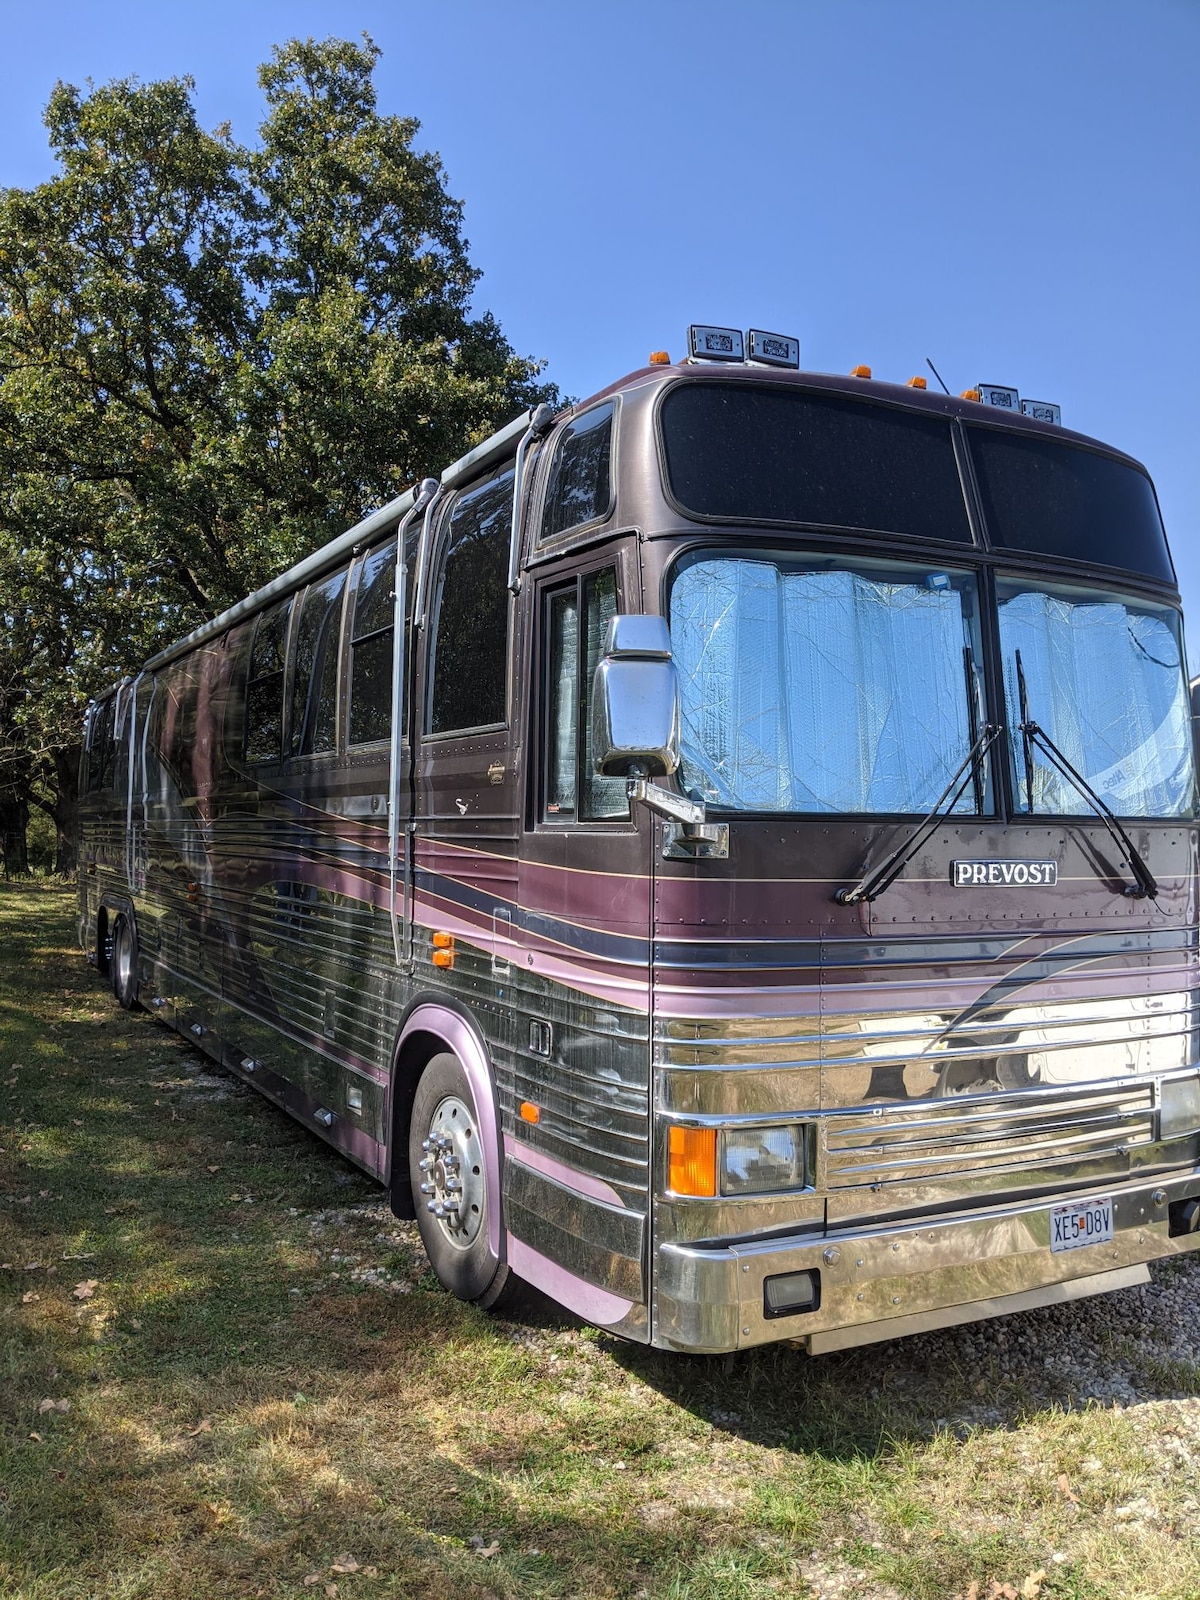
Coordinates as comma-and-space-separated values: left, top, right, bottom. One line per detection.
823, 1082, 1156, 1188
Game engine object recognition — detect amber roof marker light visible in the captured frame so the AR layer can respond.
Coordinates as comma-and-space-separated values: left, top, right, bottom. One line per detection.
649, 350, 671, 365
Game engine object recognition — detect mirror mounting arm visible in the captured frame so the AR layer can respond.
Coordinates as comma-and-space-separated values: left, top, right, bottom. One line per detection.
625, 772, 706, 827
625, 769, 728, 859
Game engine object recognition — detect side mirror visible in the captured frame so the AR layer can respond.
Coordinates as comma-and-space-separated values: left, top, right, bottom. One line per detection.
591, 615, 681, 778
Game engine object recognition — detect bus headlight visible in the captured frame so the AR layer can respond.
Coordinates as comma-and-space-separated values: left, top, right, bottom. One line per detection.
721, 1125, 807, 1195
1160, 1074, 1200, 1141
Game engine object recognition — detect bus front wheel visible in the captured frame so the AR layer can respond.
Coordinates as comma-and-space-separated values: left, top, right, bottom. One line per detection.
408, 1051, 513, 1309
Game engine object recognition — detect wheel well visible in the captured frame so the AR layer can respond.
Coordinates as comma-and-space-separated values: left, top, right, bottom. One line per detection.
387, 1028, 446, 1220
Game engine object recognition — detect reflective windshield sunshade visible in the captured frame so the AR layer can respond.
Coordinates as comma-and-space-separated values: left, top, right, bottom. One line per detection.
669, 555, 985, 814
998, 582, 1194, 818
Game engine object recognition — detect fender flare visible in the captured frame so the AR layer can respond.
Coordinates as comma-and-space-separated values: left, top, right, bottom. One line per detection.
390, 1002, 504, 1261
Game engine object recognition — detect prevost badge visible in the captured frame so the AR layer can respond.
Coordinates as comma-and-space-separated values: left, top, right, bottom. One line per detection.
952, 859, 1058, 887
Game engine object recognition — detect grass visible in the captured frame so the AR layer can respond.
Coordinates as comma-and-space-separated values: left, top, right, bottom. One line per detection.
3, 881, 1200, 1599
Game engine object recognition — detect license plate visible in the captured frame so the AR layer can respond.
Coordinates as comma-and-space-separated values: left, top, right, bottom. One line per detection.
1049, 1196, 1114, 1253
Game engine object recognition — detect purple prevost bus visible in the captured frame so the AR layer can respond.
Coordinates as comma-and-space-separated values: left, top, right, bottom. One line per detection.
79, 325, 1200, 1353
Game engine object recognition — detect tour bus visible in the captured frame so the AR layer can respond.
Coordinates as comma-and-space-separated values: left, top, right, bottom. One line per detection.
78, 326, 1200, 1354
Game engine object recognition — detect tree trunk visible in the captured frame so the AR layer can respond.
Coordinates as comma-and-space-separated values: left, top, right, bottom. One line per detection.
51, 745, 81, 876
0, 790, 30, 876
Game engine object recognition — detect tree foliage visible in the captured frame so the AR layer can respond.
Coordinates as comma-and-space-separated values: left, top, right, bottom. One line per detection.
0, 35, 558, 869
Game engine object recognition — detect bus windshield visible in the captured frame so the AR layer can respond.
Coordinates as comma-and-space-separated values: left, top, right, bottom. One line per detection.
668, 553, 985, 814
998, 580, 1194, 818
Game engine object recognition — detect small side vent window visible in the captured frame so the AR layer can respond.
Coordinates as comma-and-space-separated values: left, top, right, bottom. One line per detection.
540, 403, 614, 541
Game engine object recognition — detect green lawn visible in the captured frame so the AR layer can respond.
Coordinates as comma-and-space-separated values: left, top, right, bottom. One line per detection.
2, 882, 1199, 1599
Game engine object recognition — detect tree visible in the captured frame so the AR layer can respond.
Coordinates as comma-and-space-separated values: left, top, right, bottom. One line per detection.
0, 35, 558, 870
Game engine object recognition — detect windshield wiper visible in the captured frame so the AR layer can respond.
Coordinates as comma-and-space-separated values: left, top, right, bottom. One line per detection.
835, 723, 1000, 906
1012, 648, 1158, 900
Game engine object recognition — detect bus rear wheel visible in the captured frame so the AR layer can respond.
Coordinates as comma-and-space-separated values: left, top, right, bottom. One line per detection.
408, 1051, 514, 1309
111, 915, 140, 1011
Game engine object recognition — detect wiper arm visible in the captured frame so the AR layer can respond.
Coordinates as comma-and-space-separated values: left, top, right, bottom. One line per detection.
1015, 712, 1158, 900
835, 724, 1000, 906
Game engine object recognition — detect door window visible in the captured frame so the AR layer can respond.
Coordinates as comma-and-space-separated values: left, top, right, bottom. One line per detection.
543, 567, 628, 821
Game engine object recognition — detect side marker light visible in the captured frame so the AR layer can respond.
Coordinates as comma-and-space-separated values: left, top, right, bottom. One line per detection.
432, 930, 455, 969
519, 1101, 541, 1124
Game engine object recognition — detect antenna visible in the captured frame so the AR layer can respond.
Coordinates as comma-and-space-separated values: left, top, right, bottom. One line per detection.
925, 357, 951, 396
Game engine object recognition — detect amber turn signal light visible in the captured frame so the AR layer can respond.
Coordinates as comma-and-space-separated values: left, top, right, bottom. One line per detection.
668, 1125, 717, 1197
519, 1101, 541, 1124
432, 930, 455, 969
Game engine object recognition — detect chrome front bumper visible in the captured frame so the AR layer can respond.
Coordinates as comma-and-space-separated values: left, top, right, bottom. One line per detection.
654, 1170, 1200, 1354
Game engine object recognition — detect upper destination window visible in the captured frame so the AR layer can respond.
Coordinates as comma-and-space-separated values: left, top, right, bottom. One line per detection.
660, 383, 972, 543
967, 428, 1174, 583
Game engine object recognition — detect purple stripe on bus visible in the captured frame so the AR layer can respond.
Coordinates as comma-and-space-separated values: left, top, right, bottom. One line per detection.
506, 1234, 635, 1326
503, 1133, 626, 1209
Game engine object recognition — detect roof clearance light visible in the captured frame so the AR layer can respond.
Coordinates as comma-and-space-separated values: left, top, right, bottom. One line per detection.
688, 325, 745, 362
1021, 398, 1062, 426
649, 350, 671, 365
961, 388, 981, 401
907, 375, 927, 389
849, 364, 872, 378
747, 329, 800, 368
977, 383, 1020, 412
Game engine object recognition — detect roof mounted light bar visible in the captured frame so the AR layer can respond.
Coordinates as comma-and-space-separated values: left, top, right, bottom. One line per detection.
686, 325, 801, 370
1020, 398, 1062, 426
688, 325, 744, 362
747, 329, 800, 368
971, 383, 1061, 425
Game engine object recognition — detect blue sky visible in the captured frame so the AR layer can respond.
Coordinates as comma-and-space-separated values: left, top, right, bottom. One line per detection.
3, 0, 1198, 652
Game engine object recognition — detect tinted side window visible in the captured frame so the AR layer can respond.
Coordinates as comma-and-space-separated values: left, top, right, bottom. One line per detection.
349, 540, 397, 746
245, 598, 292, 762
429, 468, 513, 734
967, 428, 1174, 582
87, 697, 116, 793
544, 567, 628, 821
290, 567, 347, 757
540, 403, 614, 540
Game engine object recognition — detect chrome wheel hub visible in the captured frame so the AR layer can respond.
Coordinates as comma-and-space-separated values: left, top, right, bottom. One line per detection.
418, 1094, 484, 1247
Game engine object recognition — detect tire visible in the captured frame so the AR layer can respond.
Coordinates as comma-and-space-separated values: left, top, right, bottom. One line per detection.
111, 915, 141, 1011
408, 1051, 514, 1308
